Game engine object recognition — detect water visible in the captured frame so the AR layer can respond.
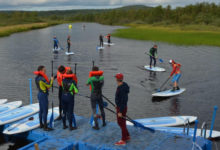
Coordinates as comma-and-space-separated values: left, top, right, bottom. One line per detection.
0, 23, 219, 149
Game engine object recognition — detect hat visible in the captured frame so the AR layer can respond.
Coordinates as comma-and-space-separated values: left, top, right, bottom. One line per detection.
115, 73, 123, 80
169, 59, 174, 64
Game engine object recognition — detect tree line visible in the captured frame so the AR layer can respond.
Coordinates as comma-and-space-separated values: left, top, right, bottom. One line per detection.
0, 3, 220, 26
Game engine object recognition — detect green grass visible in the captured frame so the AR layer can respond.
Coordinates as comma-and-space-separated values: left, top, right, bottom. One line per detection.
112, 24, 220, 47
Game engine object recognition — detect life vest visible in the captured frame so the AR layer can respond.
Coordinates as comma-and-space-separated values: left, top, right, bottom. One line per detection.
88, 71, 103, 91
62, 73, 78, 84
57, 66, 71, 86
34, 71, 49, 93
62, 78, 78, 95
171, 63, 181, 75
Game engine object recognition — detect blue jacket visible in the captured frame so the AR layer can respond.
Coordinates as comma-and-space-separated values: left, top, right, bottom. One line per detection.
115, 82, 129, 113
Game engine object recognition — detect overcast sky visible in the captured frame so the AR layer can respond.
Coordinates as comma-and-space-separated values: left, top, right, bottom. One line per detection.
0, 0, 219, 11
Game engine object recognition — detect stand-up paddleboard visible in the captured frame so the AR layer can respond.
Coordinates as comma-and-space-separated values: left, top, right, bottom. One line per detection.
103, 42, 115, 46
53, 48, 61, 52
97, 46, 105, 50
0, 99, 7, 105
0, 103, 39, 126
152, 88, 186, 97
144, 65, 165, 72
152, 127, 220, 139
126, 116, 197, 127
3, 107, 59, 135
0, 101, 22, 114
65, 52, 74, 55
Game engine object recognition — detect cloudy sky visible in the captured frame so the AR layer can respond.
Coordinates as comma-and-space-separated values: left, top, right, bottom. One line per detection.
0, 0, 219, 11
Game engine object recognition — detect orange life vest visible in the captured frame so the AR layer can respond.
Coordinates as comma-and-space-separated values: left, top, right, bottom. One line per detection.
62, 73, 78, 84
33, 71, 49, 83
57, 66, 71, 86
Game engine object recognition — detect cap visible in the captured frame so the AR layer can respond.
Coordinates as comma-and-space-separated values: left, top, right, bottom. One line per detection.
169, 59, 174, 64
115, 73, 123, 80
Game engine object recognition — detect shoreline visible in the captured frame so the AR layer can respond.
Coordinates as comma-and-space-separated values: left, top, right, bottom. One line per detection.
112, 24, 220, 47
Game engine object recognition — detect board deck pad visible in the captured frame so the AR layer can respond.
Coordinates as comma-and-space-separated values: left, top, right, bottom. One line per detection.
65, 52, 74, 55
103, 42, 115, 46
152, 127, 220, 139
144, 65, 166, 72
0, 103, 39, 125
152, 88, 186, 97
126, 116, 197, 127
0, 101, 22, 114
0, 99, 7, 105
3, 107, 59, 135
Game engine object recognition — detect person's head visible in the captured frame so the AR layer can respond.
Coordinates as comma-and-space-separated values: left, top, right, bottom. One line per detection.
92, 66, 99, 71
169, 59, 175, 65
58, 65, 65, 74
54, 36, 56, 39
66, 69, 73, 74
153, 45, 158, 48
115, 73, 123, 84
37, 65, 46, 73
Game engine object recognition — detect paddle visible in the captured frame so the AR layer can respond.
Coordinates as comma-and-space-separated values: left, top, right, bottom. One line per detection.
7, 117, 34, 132
102, 95, 155, 133
145, 53, 163, 63
157, 76, 171, 92
49, 60, 54, 129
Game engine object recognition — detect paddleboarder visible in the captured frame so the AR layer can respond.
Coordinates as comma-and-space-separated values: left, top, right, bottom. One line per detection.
106, 33, 111, 44
86, 66, 106, 130
169, 59, 181, 91
67, 35, 71, 53
148, 45, 158, 69
99, 34, 104, 47
53, 36, 59, 50
61, 70, 78, 130
34, 65, 54, 131
114, 73, 130, 146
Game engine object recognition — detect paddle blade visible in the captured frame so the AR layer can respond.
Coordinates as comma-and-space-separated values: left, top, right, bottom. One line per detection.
159, 58, 164, 63
131, 120, 155, 133
103, 101, 108, 108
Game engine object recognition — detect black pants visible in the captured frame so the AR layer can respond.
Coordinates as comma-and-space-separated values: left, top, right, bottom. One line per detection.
108, 38, 111, 44
58, 86, 63, 117
150, 56, 156, 67
62, 93, 76, 127
67, 44, 70, 52
91, 93, 105, 126
100, 40, 103, 47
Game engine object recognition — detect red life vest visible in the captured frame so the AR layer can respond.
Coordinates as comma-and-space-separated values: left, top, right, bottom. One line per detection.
57, 66, 71, 86
33, 71, 49, 83
62, 73, 78, 84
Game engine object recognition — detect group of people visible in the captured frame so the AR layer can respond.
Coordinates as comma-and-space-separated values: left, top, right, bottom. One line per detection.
147, 44, 182, 91
53, 35, 71, 53
34, 65, 130, 146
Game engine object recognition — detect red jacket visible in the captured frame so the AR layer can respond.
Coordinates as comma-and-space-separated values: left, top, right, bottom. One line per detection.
170, 63, 181, 76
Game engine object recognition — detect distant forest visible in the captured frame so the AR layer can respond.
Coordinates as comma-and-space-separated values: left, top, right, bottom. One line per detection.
0, 3, 220, 26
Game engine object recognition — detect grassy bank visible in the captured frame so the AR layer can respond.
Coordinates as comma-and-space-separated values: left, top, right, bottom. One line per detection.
0, 21, 62, 37
112, 24, 220, 47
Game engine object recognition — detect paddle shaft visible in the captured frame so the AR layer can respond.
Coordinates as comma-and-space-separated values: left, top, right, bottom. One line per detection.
158, 76, 171, 91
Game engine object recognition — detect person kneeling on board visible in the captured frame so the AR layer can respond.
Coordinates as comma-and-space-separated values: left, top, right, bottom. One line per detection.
87, 66, 106, 130
61, 70, 78, 130
53, 36, 59, 50
114, 73, 130, 146
56, 66, 70, 120
169, 59, 181, 91
34, 65, 54, 131
148, 45, 158, 69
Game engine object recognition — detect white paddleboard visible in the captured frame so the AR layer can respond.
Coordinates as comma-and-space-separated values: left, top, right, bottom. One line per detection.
104, 42, 115, 46
53, 48, 61, 51
3, 107, 59, 135
0, 101, 22, 114
144, 65, 165, 72
152, 127, 220, 139
126, 116, 197, 127
0, 103, 39, 126
152, 88, 186, 97
97, 46, 105, 50
0, 99, 7, 105
65, 52, 74, 55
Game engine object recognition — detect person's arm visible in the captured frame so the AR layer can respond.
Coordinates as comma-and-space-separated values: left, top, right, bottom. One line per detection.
70, 83, 78, 94
39, 79, 53, 90
86, 78, 91, 86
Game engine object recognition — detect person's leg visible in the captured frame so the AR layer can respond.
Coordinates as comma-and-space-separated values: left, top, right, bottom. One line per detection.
67, 95, 74, 129
91, 94, 99, 129
42, 93, 49, 130
68, 44, 70, 53
58, 86, 62, 119
153, 57, 156, 67
121, 107, 130, 140
116, 107, 127, 142
149, 56, 153, 68
38, 93, 43, 128
172, 75, 177, 91
62, 95, 68, 129
176, 74, 181, 90
97, 96, 106, 126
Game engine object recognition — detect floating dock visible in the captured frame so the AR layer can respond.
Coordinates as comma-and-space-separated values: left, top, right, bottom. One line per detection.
10, 115, 212, 150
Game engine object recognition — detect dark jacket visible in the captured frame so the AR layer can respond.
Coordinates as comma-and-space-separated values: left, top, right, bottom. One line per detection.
115, 82, 130, 113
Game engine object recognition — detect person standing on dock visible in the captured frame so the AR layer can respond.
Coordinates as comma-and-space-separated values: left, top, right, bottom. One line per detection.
99, 34, 103, 47
106, 33, 111, 44
87, 66, 106, 130
67, 35, 71, 53
169, 59, 181, 91
34, 65, 54, 131
53, 36, 59, 50
114, 73, 130, 146
61, 70, 78, 130
148, 45, 158, 68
